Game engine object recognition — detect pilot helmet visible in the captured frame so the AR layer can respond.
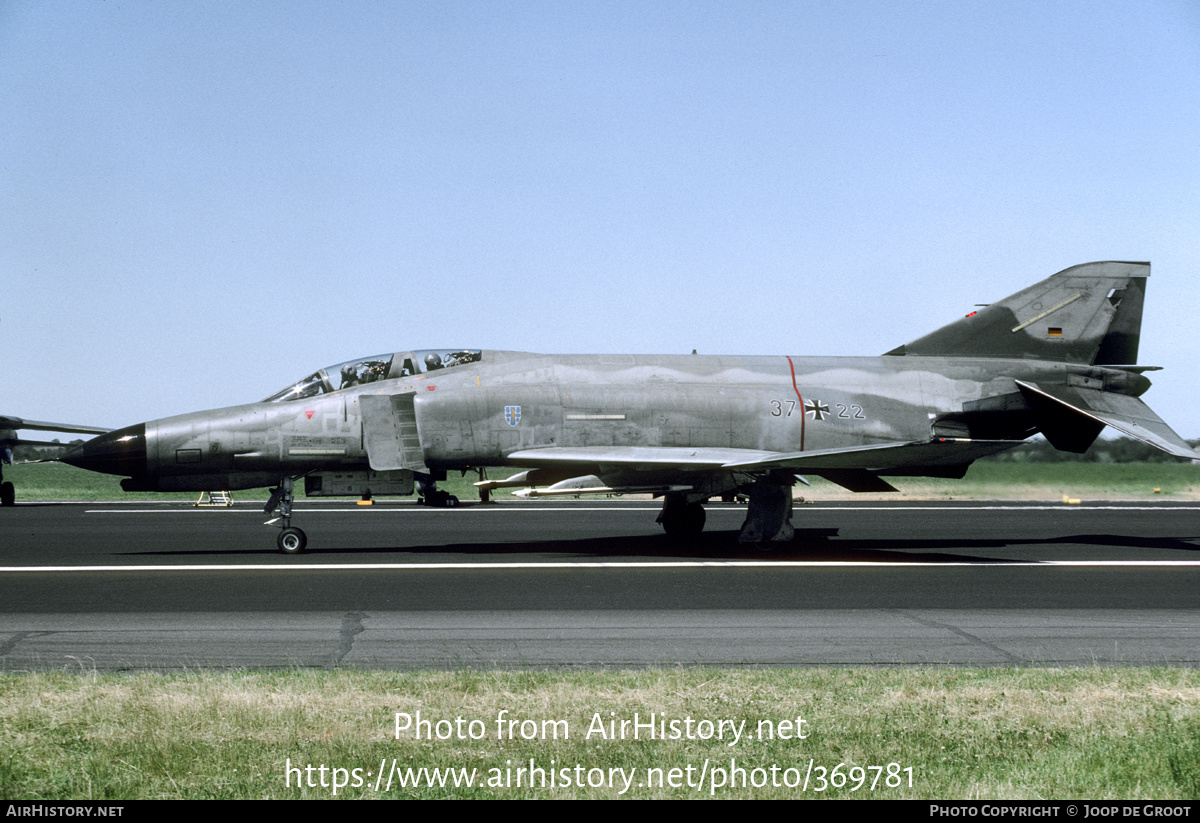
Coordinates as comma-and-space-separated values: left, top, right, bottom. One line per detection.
424, 352, 443, 370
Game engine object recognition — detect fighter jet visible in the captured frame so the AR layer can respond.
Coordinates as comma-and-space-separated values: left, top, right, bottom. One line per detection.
59, 261, 1195, 553
0, 416, 111, 506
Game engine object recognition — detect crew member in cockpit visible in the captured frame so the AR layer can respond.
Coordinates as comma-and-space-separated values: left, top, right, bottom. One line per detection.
424, 353, 444, 371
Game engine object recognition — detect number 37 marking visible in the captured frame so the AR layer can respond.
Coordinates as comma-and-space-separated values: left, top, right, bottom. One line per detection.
769, 400, 796, 417
769, 400, 866, 419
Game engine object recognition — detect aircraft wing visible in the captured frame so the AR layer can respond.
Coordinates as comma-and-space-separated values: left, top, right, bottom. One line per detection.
0, 416, 111, 436
719, 439, 1025, 471
508, 438, 1024, 474
1014, 380, 1197, 459
506, 446, 783, 469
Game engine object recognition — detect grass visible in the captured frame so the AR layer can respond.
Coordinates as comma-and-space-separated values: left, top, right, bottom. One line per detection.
798, 461, 1200, 501
2, 668, 1199, 799
7, 459, 1199, 504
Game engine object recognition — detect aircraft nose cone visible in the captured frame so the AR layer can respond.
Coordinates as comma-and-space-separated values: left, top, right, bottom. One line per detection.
59, 423, 147, 477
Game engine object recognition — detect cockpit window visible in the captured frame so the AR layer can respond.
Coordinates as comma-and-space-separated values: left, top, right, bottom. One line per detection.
415, 349, 482, 371
266, 371, 327, 402
337, 357, 391, 388
263, 354, 395, 402
264, 350, 482, 402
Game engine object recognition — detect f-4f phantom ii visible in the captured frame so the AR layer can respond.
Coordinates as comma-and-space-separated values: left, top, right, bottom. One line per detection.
60, 261, 1195, 553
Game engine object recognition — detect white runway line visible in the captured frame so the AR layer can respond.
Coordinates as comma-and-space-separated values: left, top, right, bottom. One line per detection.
6, 559, 1200, 573
83, 504, 1200, 514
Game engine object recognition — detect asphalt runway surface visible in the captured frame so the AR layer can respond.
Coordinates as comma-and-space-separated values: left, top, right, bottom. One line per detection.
2, 499, 1200, 670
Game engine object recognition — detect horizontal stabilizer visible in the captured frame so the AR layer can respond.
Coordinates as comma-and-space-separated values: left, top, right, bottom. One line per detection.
1015, 381, 1196, 459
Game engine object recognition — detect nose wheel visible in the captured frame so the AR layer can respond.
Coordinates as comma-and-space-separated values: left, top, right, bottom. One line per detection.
265, 476, 307, 554
277, 526, 307, 554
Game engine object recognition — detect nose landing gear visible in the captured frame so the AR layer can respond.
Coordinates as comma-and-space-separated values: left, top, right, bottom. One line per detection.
265, 476, 307, 554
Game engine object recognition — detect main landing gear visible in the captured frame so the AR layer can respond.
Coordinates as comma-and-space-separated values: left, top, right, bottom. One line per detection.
416, 476, 459, 508
657, 493, 706, 539
737, 473, 795, 545
265, 476, 307, 554
656, 473, 797, 545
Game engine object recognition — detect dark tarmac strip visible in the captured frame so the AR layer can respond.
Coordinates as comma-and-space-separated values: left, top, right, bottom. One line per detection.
2, 500, 1199, 670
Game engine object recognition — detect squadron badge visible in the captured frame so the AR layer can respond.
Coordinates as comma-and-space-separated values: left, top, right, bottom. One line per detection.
504, 405, 522, 427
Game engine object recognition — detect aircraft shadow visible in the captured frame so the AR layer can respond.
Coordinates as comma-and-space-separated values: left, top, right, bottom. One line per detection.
118, 528, 1200, 562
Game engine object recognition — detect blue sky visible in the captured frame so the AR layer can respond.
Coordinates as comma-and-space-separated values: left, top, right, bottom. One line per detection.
5, 1, 1199, 435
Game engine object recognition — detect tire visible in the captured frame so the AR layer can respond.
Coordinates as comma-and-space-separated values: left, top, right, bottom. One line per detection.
660, 500, 705, 538
444, 495, 459, 508
277, 527, 307, 554
0, 482, 13, 507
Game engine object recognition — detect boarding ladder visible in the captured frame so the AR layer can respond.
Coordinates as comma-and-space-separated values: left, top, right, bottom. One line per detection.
195, 490, 233, 507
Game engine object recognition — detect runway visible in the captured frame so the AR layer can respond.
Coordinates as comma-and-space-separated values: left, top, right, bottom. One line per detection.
2, 499, 1199, 670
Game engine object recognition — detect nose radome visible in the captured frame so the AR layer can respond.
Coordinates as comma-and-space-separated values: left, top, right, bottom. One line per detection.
59, 423, 147, 477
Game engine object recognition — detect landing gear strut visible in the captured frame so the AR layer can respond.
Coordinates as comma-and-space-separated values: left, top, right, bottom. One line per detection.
737, 473, 795, 545
265, 476, 307, 554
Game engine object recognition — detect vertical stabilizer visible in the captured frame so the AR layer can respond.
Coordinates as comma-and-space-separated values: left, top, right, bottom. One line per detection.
885, 261, 1150, 364
1092, 274, 1145, 365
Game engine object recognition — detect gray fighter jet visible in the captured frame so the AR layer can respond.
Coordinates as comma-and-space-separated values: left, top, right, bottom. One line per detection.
60, 261, 1195, 553
0, 416, 111, 506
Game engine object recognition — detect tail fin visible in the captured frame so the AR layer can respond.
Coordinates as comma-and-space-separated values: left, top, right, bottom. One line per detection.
885, 261, 1150, 364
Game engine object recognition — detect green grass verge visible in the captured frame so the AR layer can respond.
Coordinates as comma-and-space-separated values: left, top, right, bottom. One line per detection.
7, 460, 1198, 503
799, 461, 1200, 501
2, 668, 1198, 799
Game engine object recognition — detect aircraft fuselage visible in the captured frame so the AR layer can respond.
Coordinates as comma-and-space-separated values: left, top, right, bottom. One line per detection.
68, 350, 1149, 492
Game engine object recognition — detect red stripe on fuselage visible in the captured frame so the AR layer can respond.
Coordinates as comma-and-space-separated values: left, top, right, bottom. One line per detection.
786, 356, 805, 452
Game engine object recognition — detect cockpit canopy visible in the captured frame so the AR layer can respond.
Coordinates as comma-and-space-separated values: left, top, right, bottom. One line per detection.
264, 349, 482, 402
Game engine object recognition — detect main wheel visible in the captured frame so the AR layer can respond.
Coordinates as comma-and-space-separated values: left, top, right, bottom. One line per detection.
277, 527, 307, 554
0, 482, 14, 507
659, 499, 705, 538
